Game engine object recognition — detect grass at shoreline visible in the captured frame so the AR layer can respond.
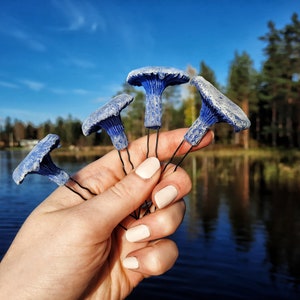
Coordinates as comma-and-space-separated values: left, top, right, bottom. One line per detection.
3, 145, 300, 161
50, 145, 300, 161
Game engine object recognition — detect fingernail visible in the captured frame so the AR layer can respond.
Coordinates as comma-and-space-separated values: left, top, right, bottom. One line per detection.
126, 224, 150, 242
123, 256, 139, 269
135, 157, 160, 179
154, 185, 178, 209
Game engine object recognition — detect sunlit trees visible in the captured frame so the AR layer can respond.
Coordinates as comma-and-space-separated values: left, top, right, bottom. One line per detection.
227, 51, 257, 149
1, 13, 300, 149
259, 13, 300, 148
183, 66, 198, 127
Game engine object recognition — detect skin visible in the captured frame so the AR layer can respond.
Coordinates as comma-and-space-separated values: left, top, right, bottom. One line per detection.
0, 128, 213, 300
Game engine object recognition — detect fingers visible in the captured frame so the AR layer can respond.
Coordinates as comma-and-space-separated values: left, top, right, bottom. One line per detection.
125, 200, 185, 243
152, 164, 191, 209
75, 157, 162, 236
122, 239, 178, 276
72, 129, 214, 194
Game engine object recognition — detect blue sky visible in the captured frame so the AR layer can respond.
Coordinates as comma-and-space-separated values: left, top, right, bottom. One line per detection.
0, 0, 298, 125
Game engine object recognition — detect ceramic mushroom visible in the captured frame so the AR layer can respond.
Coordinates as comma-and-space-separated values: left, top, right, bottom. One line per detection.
166, 76, 251, 170
127, 66, 190, 157
82, 93, 134, 174
12, 134, 69, 185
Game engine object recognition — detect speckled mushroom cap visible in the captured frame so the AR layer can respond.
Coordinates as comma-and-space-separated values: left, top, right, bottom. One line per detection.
184, 76, 251, 146
127, 66, 190, 87
12, 133, 69, 185
82, 94, 134, 150
127, 66, 190, 129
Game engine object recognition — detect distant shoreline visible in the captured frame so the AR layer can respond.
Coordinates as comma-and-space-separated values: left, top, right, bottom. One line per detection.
2, 145, 299, 160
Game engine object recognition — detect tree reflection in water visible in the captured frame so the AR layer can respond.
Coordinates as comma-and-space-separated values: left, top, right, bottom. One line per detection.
183, 153, 300, 285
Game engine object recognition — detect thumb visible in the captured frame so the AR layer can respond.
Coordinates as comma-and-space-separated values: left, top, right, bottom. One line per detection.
81, 157, 161, 234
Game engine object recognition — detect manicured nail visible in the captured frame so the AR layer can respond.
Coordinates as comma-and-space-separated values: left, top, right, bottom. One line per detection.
135, 157, 160, 179
126, 224, 150, 242
154, 185, 178, 209
123, 256, 139, 269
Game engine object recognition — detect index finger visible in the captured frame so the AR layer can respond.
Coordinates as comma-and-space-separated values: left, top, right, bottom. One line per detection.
71, 129, 212, 191
73, 128, 213, 192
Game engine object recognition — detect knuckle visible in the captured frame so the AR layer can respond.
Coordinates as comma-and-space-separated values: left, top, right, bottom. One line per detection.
110, 180, 133, 200
155, 200, 186, 235
155, 213, 175, 235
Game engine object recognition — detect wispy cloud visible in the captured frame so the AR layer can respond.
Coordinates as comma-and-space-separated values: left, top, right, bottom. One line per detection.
52, 0, 106, 33
62, 57, 96, 69
49, 88, 68, 95
9, 29, 46, 52
0, 80, 19, 89
0, 16, 47, 52
50, 87, 92, 95
72, 89, 90, 95
20, 79, 46, 91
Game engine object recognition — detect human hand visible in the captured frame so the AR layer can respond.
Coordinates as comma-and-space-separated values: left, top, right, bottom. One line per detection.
0, 128, 213, 299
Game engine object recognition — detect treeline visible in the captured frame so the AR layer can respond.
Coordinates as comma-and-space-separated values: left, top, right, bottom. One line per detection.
1, 13, 300, 149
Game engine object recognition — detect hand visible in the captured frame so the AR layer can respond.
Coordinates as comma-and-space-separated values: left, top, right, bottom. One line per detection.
0, 128, 213, 299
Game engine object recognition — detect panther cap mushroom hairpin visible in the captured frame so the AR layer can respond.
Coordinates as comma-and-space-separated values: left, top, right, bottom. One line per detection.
82, 93, 134, 175
12, 133, 95, 200
165, 76, 251, 171
12, 134, 69, 186
127, 66, 190, 158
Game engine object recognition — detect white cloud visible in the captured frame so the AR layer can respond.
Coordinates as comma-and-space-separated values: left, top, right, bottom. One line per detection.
52, 0, 106, 33
72, 89, 89, 95
0, 81, 19, 89
3, 26, 46, 52
20, 80, 45, 91
49, 88, 68, 95
63, 57, 96, 69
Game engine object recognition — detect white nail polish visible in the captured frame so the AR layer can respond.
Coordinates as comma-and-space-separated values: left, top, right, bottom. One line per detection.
135, 157, 160, 179
123, 257, 139, 269
154, 185, 178, 209
126, 224, 150, 242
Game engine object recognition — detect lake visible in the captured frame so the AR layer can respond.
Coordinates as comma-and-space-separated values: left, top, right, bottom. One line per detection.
1, 149, 300, 299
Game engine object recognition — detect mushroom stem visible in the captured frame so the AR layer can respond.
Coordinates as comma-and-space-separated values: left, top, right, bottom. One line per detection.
36, 153, 70, 185
184, 105, 218, 146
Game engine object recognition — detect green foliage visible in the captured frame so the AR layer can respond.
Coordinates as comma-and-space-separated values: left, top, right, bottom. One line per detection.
199, 61, 220, 89
227, 51, 257, 103
259, 13, 300, 148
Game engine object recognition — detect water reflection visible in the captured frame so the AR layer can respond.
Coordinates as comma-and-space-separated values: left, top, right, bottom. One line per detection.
1, 150, 300, 298
183, 153, 300, 287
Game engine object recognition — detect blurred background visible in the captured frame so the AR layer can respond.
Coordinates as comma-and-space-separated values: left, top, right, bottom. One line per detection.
1, 0, 300, 299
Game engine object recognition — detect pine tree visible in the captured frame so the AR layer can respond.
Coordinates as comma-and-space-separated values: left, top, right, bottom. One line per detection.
227, 51, 256, 149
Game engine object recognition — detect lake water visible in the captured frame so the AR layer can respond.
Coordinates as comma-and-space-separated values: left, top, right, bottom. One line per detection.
1, 150, 300, 299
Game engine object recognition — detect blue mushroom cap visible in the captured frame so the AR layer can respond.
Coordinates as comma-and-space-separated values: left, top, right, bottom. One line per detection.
12, 134, 69, 185
127, 66, 190, 87
127, 66, 190, 129
82, 94, 134, 150
184, 76, 251, 146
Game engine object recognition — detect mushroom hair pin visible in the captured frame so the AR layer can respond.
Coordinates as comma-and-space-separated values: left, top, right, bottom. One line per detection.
82, 93, 134, 175
127, 66, 190, 159
164, 76, 251, 172
12, 134, 95, 201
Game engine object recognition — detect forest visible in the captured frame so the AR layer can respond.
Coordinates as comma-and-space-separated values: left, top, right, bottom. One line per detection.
1, 13, 299, 150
